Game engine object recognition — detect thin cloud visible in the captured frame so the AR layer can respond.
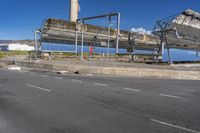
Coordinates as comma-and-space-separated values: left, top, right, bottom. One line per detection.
131, 27, 152, 35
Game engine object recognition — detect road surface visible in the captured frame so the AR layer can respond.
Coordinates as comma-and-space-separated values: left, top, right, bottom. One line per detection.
0, 69, 200, 133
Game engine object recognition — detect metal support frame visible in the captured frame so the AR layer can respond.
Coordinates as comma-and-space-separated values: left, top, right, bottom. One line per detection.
34, 30, 50, 59
81, 21, 84, 60
75, 25, 78, 55
131, 34, 141, 62
153, 10, 200, 63
153, 28, 174, 64
34, 30, 47, 59
165, 34, 172, 64
155, 33, 165, 62
116, 13, 121, 53
77, 12, 121, 58
107, 16, 111, 61
196, 44, 200, 61
129, 34, 137, 62
34, 30, 38, 60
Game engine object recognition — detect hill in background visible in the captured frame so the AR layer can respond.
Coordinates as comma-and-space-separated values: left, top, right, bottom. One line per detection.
0, 40, 34, 45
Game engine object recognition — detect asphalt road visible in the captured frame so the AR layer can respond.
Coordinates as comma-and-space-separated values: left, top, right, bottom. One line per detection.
0, 69, 200, 133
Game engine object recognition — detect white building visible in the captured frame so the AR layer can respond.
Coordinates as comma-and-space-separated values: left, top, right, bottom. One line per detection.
0, 44, 34, 51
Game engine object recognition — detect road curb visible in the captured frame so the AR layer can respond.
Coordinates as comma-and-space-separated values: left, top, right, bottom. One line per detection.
1, 59, 200, 80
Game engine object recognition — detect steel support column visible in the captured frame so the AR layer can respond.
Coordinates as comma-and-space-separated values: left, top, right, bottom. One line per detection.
165, 35, 172, 64
107, 16, 111, 61
196, 44, 199, 61
75, 24, 78, 55
155, 34, 165, 62
34, 30, 38, 60
116, 13, 120, 54
81, 21, 84, 60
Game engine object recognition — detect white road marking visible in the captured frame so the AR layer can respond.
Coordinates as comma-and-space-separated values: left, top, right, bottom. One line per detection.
160, 94, 182, 99
40, 75, 48, 77
151, 119, 200, 133
26, 84, 51, 92
94, 83, 108, 87
72, 79, 82, 83
123, 87, 141, 92
55, 77, 64, 80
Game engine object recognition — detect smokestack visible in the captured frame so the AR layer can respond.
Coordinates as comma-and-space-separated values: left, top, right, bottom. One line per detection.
70, 0, 79, 22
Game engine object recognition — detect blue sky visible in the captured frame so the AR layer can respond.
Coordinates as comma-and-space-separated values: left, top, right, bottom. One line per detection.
0, 0, 199, 40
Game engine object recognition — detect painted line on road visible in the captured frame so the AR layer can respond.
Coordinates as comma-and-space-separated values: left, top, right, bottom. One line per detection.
160, 94, 182, 99
151, 119, 200, 133
94, 83, 108, 87
26, 84, 51, 92
123, 87, 141, 92
55, 77, 64, 80
72, 79, 83, 83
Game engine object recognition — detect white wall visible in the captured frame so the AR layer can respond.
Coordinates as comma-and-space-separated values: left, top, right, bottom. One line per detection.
0, 44, 34, 51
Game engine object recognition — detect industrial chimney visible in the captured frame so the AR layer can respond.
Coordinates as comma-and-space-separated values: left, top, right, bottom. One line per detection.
69, 0, 79, 22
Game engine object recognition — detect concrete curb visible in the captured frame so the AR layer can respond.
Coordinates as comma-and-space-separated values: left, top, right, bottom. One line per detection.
1, 59, 200, 80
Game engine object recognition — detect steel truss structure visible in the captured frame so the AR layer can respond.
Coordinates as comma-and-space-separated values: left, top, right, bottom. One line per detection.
153, 9, 200, 63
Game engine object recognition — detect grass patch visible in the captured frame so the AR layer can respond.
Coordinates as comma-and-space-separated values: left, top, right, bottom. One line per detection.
0, 52, 4, 58
0, 51, 29, 58
62, 52, 77, 57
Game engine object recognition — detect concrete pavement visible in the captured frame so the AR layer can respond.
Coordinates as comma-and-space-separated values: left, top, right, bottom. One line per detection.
0, 69, 200, 133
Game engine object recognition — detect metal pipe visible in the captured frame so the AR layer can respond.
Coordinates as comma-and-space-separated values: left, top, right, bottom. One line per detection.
75, 26, 78, 54
34, 30, 38, 60
77, 13, 119, 22
107, 16, 111, 61
196, 44, 199, 61
81, 22, 84, 60
116, 12, 120, 54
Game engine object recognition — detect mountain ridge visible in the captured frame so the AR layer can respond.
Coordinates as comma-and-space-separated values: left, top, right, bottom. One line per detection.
0, 40, 34, 45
